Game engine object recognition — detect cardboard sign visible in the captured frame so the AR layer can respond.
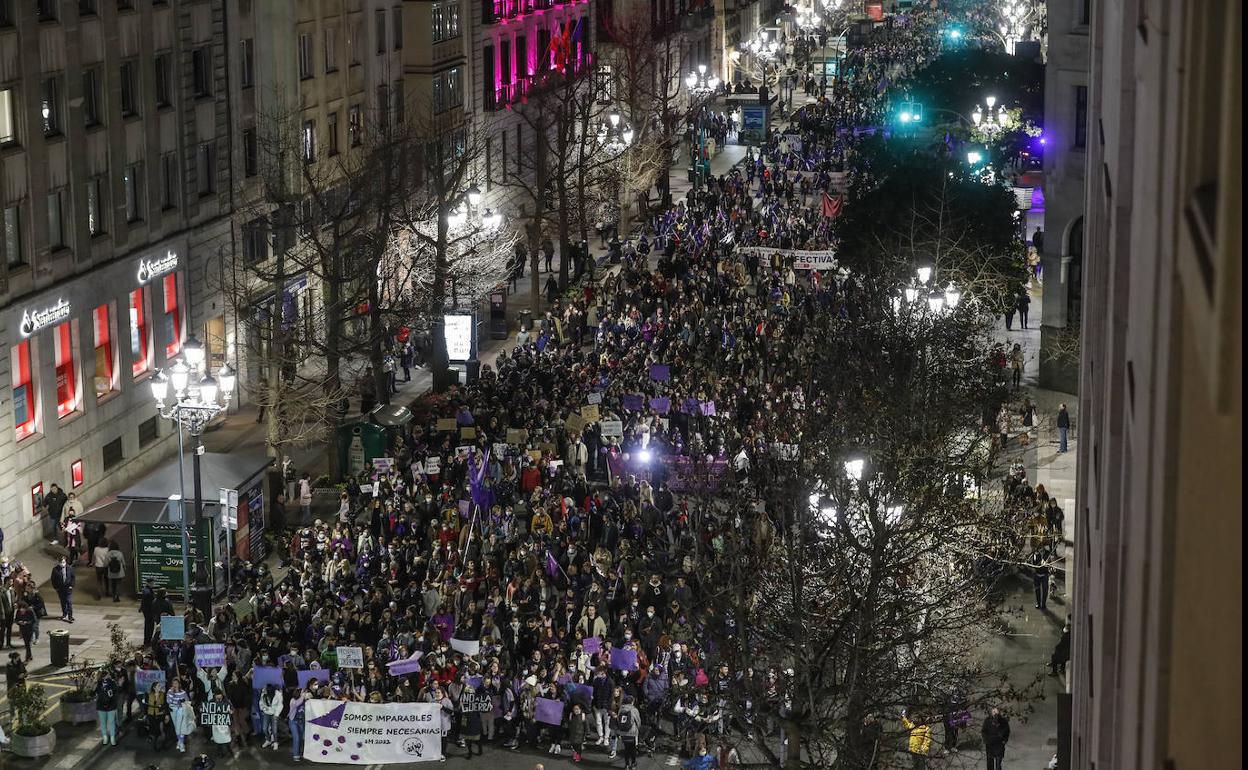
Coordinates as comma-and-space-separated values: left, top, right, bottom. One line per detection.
506, 428, 528, 445
195, 643, 226, 668
527, 450, 543, 462
535, 697, 565, 726
564, 413, 587, 434
460, 426, 477, 439
581, 404, 601, 422
587, 392, 603, 405
426, 456, 442, 474
461, 693, 493, 713
160, 615, 185, 642
200, 701, 232, 726
136, 669, 166, 693
372, 457, 394, 472
336, 646, 364, 668
437, 418, 458, 432
600, 419, 624, 438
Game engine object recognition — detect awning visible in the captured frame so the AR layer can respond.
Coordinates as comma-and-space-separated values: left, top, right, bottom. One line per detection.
79, 497, 220, 526
369, 404, 413, 427
115, 450, 273, 502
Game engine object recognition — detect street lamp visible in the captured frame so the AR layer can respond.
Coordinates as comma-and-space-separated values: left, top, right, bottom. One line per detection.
597, 112, 634, 155
686, 65, 720, 96
151, 347, 236, 608
972, 95, 1011, 140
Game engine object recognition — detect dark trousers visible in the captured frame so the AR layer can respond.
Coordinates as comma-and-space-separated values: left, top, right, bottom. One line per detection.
1018, 309, 1029, 328
57, 589, 73, 620
987, 754, 1004, 770
1035, 576, 1050, 608
622, 736, 638, 769
143, 615, 156, 646
1, 615, 13, 647
96, 567, 108, 598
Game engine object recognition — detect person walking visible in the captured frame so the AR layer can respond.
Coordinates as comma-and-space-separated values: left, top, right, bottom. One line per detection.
567, 702, 588, 762
259, 683, 284, 749
146, 680, 170, 750
1016, 291, 1031, 329
1056, 404, 1071, 453
96, 669, 120, 745
210, 691, 234, 757
50, 556, 75, 623
614, 695, 642, 770
168, 678, 197, 752
1009, 344, 1024, 389
44, 483, 68, 543
981, 707, 1010, 770
5, 652, 25, 693
14, 601, 35, 661
288, 687, 307, 761
92, 539, 111, 599
1032, 552, 1051, 610
298, 473, 313, 523
0, 578, 15, 649
106, 540, 126, 601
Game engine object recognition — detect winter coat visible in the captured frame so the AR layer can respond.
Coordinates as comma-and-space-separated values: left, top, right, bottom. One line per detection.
982, 714, 1011, 755
902, 716, 931, 756
260, 690, 284, 717
568, 711, 589, 745
167, 689, 196, 736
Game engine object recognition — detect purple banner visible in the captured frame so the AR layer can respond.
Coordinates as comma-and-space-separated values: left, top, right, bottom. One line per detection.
388, 652, 423, 676
582, 637, 601, 655
297, 669, 327, 689
609, 648, 638, 671
649, 364, 671, 381
535, 697, 565, 725
699, 400, 717, 416
623, 394, 645, 412
681, 398, 700, 415
251, 666, 284, 690
649, 397, 671, 414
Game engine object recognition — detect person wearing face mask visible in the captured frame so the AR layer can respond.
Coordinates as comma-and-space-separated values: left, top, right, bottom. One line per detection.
682, 744, 720, 770
50, 557, 75, 623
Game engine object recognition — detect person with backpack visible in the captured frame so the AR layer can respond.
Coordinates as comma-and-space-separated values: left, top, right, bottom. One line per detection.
96, 669, 120, 745
106, 541, 126, 601
613, 695, 642, 770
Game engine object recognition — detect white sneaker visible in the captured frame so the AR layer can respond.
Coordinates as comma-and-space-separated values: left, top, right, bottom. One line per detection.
609, 750, 617, 759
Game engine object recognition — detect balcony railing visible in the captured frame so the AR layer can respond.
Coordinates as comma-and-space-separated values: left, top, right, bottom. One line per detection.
485, 0, 575, 24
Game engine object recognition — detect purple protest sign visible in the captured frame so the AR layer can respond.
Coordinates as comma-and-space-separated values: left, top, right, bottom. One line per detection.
622, 394, 645, 412
649, 397, 671, 414
699, 400, 717, 416
297, 669, 326, 689
251, 666, 284, 690
194, 643, 226, 668
467, 676, 483, 689
681, 398, 700, 415
388, 652, 423, 676
609, 648, 639, 671
136, 669, 165, 693
458, 500, 471, 517
557, 673, 573, 685
649, 364, 671, 381
535, 697, 565, 726
582, 637, 601, 655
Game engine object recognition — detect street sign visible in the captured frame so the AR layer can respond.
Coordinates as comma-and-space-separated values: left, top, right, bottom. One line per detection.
133, 522, 211, 593
219, 488, 239, 530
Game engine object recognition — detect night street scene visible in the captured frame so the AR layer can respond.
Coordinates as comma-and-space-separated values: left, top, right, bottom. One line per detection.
0, 1, 1238, 770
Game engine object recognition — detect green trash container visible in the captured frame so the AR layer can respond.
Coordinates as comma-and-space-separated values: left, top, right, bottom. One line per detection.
49, 628, 70, 667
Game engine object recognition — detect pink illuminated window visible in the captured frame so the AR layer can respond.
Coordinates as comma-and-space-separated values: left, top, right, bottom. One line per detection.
53, 320, 78, 419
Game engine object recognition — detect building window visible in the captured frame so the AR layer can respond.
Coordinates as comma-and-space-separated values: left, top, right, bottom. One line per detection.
348, 105, 361, 146
80, 0, 97, 15
433, 68, 462, 113
240, 38, 255, 88
102, 437, 124, 472
37, 0, 57, 22
3, 204, 21, 266
393, 81, 404, 124
82, 69, 102, 126
163, 272, 182, 358
324, 27, 338, 72
302, 120, 316, 161
298, 33, 314, 79
71, 459, 84, 488
124, 163, 143, 222
349, 21, 362, 65
31, 483, 44, 518
54, 321, 79, 419
393, 7, 402, 50
0, 0, 12, 28
93, 303, 117, 399
192, 47, 213, 98
120, 60, 139, 117
138, 416, 160, 447
155, 53, 173, 107
0, 87, 16, 145
129, 286, 151, 377
197, 142, 216, 194
242, 218, 268, 263
86, 176, 105, 235
161, 152, 179, 209
11, 339, 38, 441
1074, 85, 1088, 149
47, 190, 65, 249
243, 128, 258, 176
432, 2, 460, 43
485, 137, 492, 190
327, 112, 339, 156
41, 77, 62, 136
377, 85, 390, 129
375, 9, 386, 54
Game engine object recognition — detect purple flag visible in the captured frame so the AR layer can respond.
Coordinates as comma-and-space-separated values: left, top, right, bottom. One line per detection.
388, 652, 423, 676
535, 697, 565, 726
610, 648, 638, 671
582, 637, 601, 654
699, 400, 717, 416
649, 364, 671, 381
649, 397, 671, 414
545, 552, 560, 578
623, 394, 645, 412
251, 666, 284, 690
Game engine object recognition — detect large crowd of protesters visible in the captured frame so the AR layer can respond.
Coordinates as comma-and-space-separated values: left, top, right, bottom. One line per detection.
17, 7, 1061, 770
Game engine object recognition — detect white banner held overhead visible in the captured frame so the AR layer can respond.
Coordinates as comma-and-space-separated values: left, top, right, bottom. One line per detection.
302, 700, 443, 764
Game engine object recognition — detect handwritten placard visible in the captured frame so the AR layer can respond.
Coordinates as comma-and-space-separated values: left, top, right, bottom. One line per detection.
586, 392, 603, 405
582, 637, 602, 654
160, 615, 185, 642
460, 426, 477, 439
506, 428, 528, 445
336, 646, 364, 668
600, 419, 623, 438
581, 404, 601, 422
535, 697, 565, 725
425, 456, 442, 474
136, 669, 166, 693
195, 643, 226, 668
565, 413, 587, 434
436, 418, 458, 432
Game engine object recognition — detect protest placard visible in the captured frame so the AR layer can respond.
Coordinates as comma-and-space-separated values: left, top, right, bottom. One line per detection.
461, 693, 493, 713
527, 450, 543, 462
449, 638, 480, 656
622, 394, 644, 412
436, 418, 458, 432
160, 615, 185, 642
297, 669, 327, 689
564, 413, 587, 434
535, 697, 565, 726
586, 392, 603, 405
649, 397, 671, 414
371, 457, 394, 472
582, 636, 602, 654
200, 701, 232, 726
251, 666, 284, 690
460, 426, 477, 439
195, 643, 226, 668
493, 443, 509, 458
649, 364, 671, 381
600, 419, 623, 438
581, 404, 601, 422
609, 648, 638, 671
336, 646, 364, 668
455, 445, 473, 457
506, 428, 528, 445
136, 669, 166, 693
425, 456, 442, 474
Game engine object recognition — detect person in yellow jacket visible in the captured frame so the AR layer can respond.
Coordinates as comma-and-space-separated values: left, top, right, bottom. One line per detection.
901, 711, 932, 768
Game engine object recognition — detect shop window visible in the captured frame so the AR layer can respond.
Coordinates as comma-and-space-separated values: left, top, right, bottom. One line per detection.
31, 483, 44, 519
130, 287, 151, 377
93, 303, 118, 399
54, 321, 79, 419
71, 459, 84, 488
11, 339, 38, 441
163, 273, 183, 358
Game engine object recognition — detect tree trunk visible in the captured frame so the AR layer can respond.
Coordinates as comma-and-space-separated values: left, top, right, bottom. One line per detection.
323, 248, 345, 480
